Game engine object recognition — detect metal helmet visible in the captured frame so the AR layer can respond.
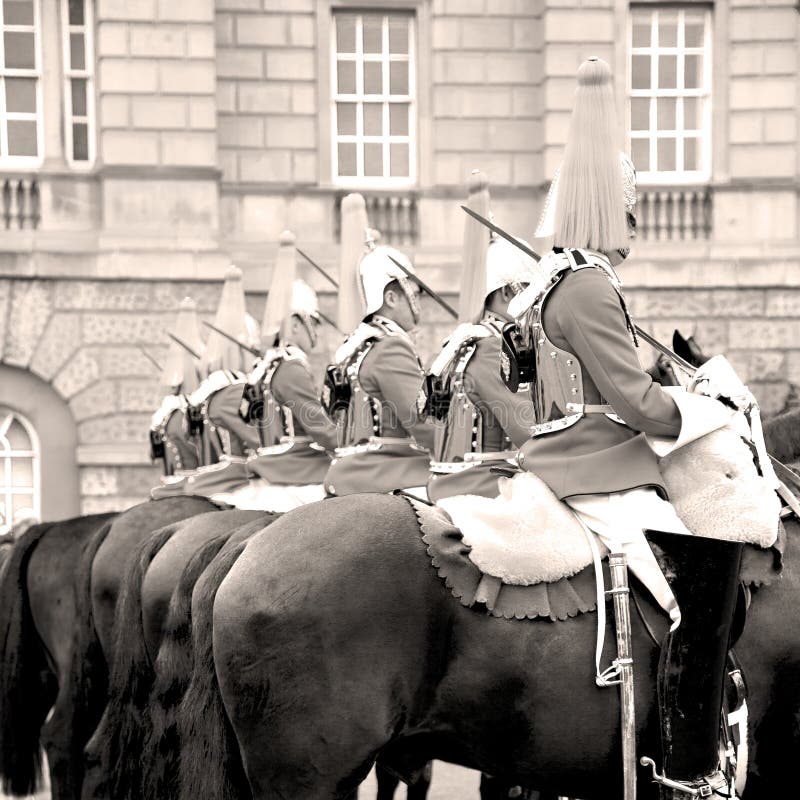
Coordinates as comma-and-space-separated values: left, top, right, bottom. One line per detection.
285, 279, 321, 347
161, 296, 204, 394
485, 236, 539, 297
359, 243, 420, 321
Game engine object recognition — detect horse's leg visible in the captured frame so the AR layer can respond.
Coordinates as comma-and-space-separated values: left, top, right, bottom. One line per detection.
406, 761, 432, 800
375, 763, 400, 800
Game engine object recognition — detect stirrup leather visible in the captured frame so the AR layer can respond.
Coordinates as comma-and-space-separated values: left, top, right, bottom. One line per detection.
639, 758, 728, 798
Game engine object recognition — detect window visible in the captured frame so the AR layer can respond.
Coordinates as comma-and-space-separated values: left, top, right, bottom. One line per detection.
0, 407, 40, 535
332, 10, 415, 186
61, 0, 94, 164
629, 6, 711, 182
0, 0, 41, 164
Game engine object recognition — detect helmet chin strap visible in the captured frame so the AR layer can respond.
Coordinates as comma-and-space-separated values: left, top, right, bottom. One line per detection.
396, 274, 421, 324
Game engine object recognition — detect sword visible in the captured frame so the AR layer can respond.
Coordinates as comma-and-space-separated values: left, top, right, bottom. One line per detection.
297, 248, 340, 290
387, 255, 458, 320
317, 311, 344, 336
139, 347, 163, 373
460, 206, 696, 375
202, 321, 261, 357
167, 332, 202, 361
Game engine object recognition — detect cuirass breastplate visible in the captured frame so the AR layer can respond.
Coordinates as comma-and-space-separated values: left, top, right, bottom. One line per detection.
260, 360, 294, 444
342, 340, 383, 446
433, 342, 481, 463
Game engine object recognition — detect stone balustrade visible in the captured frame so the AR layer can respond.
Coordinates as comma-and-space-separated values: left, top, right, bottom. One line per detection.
1, 176, 40, 230
636, 185, 712, 241
334, 191, 419, 246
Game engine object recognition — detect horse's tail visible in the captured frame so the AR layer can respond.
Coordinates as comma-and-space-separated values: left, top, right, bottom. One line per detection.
0, 522, 56, 795
96, 523, 180, 800
144, 532, 234, 800
178, 541, 252, 800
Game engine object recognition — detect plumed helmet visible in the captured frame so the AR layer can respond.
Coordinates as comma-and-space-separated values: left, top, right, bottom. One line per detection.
359, 244, 419, 320
161, 296, 204, 394
262, 230, 298, 347
290, 279, 319, 319
202, 265, 252, 375
485, 236, 538, 296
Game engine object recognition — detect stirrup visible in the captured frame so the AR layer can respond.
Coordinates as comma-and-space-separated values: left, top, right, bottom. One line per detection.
640, 758, 728, 798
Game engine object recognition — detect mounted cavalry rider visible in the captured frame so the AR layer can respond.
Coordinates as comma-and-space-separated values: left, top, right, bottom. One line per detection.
509, 58, 744, 796
323, 193, 434, 498
150, 297, 205, 498
424, 171, 537, 503
183, 265, 262, 496
228, 231, 338, 510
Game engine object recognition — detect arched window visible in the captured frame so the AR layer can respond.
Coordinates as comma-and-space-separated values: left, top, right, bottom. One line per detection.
0, 406, 40, 534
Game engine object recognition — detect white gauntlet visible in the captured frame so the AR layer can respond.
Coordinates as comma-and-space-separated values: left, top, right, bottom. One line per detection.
689, 355, 753, 411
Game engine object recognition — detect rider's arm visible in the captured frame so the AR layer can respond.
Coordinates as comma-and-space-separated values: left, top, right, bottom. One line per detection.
368, 335, 436, 451
552, 268, 682, 437
469, 336, 534, 448
271, 359, 339, 451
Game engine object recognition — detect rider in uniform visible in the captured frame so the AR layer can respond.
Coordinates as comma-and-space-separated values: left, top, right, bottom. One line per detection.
425, 172, 538, 502
323, 193, 434, 497
232, 231, 338, 509
184, 265, 262, 495
510, 58, 741, 795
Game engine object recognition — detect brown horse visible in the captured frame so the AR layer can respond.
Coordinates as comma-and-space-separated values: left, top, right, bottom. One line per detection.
0, 513, 117, 799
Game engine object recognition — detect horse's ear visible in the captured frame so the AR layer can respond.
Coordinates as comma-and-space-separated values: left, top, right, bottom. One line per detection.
672, 330, 693, 363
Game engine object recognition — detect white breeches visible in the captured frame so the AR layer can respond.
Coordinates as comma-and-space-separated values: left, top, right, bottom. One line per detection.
566, 487, 691, 629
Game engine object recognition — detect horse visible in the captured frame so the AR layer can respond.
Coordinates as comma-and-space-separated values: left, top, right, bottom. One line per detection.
90, 508, 275, 800
0, 512, 117, 800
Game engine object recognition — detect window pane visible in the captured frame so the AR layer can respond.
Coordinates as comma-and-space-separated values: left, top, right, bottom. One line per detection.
657, 137, 676, 172
12, 494, 34, 517
335, 14, 356, 53
337, 142, 357, 176
390, 143, 409, 177
364, 142, 383, 176
7, 120, 37, 156
631, 55, 650, 89
72, 122, 89, 161
631, 13, 651, 48
362, 15, 382, 54
658, 13, 678, 47
388, 17, 408, 54
657, 97, 676, 130
684, 137, 698, 171
336, 102, 356, 135
70, 33, 85, 70
631, 138, 650, 172
684, 55, 702, 89
389, 103, 408, 135
11, 457, 32, 488
3, 32, 36, 69
630, 97, 649, 131
389, 61, 408, 95
6, 419, 31, 450
4, 77, 36, 113
683, 97, 700, 130
685, 14, 705, 48
363, 102, 382, 136
3, 0, 33, 25
337, 60, 356, 94
658, 55, 677, 89
364, 61, 382, 94
71, 77, 87, 116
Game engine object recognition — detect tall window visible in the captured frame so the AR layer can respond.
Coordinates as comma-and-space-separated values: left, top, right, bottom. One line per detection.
629, 6, 711, 181
0, 407, 40, 534
61, 0, 94, 164
332, 10, 415, 186
0, 0, 41, 164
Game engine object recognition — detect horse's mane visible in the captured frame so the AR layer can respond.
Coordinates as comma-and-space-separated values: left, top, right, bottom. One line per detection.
762, 408, 800, 466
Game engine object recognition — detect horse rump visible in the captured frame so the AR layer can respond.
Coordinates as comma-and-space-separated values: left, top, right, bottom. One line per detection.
0, 522, 56, 795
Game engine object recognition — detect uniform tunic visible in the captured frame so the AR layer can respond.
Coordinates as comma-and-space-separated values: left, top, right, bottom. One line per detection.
324, 322, 435, 496
428, 331, 535, 502
519, 265, 681, 500
247, 356, 338, 485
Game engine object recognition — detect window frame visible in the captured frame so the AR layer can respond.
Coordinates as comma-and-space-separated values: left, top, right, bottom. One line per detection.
627, 4, 713, 185
0, 0, 44, 168
60, 0, 95, 168
330, 9, 417, 188
0, 408, 41, 533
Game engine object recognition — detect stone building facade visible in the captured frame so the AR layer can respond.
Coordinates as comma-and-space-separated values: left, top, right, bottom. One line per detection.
0, 0, 798, 520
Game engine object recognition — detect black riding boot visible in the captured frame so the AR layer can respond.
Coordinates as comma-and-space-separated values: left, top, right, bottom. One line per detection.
645, 531, 743, 797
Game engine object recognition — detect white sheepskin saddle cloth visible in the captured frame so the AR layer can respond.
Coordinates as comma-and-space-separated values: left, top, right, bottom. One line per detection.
437, 425, 780, 587
211, 479, 326, 512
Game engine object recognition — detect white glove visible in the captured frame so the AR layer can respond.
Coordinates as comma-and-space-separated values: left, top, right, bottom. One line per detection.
689, 355, 753, 411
